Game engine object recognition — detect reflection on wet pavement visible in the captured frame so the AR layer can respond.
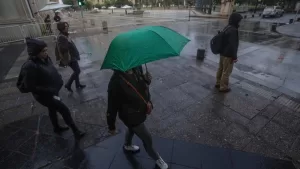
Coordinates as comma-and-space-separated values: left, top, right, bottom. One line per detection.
1, 17, 300, 169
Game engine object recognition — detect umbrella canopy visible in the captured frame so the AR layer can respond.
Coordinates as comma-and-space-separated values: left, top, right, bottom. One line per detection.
121, 5, 132, 9
108, 6, 117, 9
39, 2, 71, 12
101, 26, 190, 72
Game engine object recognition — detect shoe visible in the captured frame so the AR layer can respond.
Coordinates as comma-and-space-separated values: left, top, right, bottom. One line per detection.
156, 157, 168, 169
53, 126, 69, 133
215, 84, 220, 89
74, 130, 86, 140
65, 85, 73, 93
76, 84, 86, 89
219, 88, 231, 93
123, 145, 140, 153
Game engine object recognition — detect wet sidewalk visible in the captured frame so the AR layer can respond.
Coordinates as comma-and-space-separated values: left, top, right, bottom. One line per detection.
1, 20, 300, 169
277, 22, 300, 38
0, 115, 297, 169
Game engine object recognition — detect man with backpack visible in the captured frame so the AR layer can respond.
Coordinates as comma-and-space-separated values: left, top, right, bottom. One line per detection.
17, 38, 85, 140
215, 13, 243, 93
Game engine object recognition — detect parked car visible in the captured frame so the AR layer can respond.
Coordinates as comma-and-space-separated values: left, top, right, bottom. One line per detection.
262, 6, 284, 18
91, 8, 101, 13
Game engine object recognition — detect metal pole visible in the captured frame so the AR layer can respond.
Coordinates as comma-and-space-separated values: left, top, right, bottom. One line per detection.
294, 9, 299, 21
80, 6, 83, 18
189, 6, 191, 21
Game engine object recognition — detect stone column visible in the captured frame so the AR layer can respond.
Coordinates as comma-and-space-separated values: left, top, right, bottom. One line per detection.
220, 0, 235, 16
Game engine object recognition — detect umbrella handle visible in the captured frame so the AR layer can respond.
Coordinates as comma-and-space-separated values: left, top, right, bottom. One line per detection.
145, 64, 148, 73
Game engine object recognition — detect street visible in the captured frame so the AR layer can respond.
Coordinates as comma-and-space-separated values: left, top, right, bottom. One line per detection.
0, 10, 300, 169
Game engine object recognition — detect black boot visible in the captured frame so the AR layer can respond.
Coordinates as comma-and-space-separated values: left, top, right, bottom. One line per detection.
70, 124, 86, 140
65, 85, 73, 93
74, 130, 86, 140
53, 126, 69, 133
76, 84, 86, 89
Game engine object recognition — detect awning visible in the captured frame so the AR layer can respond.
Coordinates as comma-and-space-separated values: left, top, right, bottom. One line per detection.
39, 2, 71, 12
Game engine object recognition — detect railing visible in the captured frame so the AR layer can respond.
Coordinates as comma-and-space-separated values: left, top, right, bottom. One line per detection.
0, 25, 24, 44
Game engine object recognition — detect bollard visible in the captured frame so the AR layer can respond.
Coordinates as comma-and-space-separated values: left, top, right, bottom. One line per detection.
259, 13, 262, 16
297, 17, 300, 22
91, 19, 95, 26
271, 23, 277, 32
244, 15, 247, 19
102, 21, 108, 31
289, 19, 294, 24
252, 14, 254, 18
196, 49, 205, 60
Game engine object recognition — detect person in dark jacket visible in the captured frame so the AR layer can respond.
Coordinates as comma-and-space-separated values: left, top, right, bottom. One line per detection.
44, 14, 52, 33
21, 38, 85, 139
53, 12, 61, 22
216, 13, 242, 93
106, 67, 168, 169
56, 22, 85, 92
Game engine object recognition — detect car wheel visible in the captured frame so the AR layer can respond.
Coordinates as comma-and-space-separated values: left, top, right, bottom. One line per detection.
262, 15, 265, 18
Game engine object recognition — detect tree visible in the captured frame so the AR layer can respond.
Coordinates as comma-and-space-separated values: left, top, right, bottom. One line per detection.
85, 0, 93, 9
63, 0, 74, 5
104, 0, 112, 7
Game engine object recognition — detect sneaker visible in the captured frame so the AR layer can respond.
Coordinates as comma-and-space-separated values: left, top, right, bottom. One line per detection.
123, 145, 140, 153
156, 157, 168, 169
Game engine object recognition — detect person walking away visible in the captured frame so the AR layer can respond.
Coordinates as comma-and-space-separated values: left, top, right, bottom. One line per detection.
106, 66, 168, 169
56, 22, 86, 92
44, 14, 52, 33
17, 38, 85, 139
54, 12, 61, 22
215, 13, 242, 93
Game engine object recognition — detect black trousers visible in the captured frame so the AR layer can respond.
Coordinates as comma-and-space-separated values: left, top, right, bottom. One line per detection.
66, 61, 81, 88
35, 95, 78, 132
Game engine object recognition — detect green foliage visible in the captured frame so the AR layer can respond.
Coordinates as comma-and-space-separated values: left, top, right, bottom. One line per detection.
95, 3, 102, 8
115, 0, 133, 7
104, 0, 112, 7
63, 0, 74, 5
85, 0, 93, 9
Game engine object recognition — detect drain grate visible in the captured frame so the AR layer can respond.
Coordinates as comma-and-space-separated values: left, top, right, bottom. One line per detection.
235, 81, 280, 100
275, 95, 300, 112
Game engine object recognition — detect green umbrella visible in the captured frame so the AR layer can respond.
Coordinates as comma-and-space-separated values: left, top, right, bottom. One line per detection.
101, 26, 190, 72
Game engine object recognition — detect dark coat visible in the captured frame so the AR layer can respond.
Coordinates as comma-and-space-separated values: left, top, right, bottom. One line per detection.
220, 13, 243, 60
22, 57, 63, 98
54, 15, 61, 22
106, 69, 150, 129
56, 33, 80, 62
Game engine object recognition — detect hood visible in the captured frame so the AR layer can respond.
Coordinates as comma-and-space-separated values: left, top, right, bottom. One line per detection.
26, 38, 47, 58
228, 13, 243, 28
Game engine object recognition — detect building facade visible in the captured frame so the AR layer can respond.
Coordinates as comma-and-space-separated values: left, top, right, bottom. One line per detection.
0, 0, 57, 25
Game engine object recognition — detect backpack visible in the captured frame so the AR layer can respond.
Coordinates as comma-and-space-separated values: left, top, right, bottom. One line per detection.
16, 60, 37, 93
210, 26, 231, 55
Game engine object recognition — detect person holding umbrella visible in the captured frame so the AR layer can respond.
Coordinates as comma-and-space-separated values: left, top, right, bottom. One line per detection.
102, 26, 190, 169
44, 14, 52, 33
106, 65, 169, 169
54, 12, 61, 22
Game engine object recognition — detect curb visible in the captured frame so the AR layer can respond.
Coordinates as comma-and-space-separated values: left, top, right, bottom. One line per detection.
276, 23, 300, 38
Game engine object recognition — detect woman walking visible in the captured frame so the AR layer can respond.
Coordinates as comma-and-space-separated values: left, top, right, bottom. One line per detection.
44, 14, 52, 33
106, 66, 168, 169
17, 38, 85, 139
56, 22, 85, 92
